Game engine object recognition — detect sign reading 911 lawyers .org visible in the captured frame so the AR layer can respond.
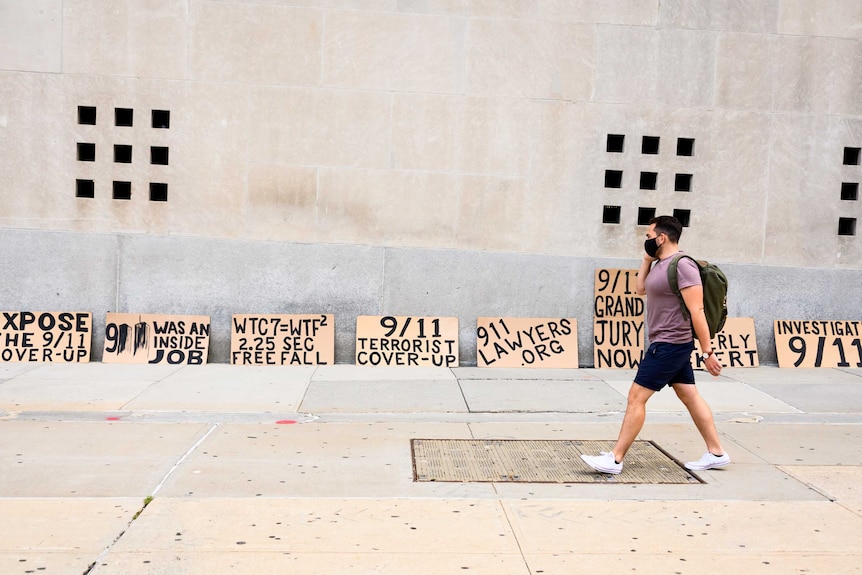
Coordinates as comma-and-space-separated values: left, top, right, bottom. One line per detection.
356, 316, 458, 367
477, 318, 578, 368
231, 314, 334, 365
102, 313, 210, 364
593, 268, 645, 369
1, 311, 92, 363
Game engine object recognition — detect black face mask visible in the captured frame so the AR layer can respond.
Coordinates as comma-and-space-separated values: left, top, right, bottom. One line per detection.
644, 236, 660, 258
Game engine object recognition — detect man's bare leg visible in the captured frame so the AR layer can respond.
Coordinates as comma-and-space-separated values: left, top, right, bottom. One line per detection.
671, 383, 725, 455
611, 383, 656, 462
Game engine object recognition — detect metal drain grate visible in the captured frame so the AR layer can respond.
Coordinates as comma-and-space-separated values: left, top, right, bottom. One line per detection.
411, 439, 702, 484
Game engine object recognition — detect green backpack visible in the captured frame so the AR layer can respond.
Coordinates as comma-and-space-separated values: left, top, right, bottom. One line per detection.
667, 254, 728, 339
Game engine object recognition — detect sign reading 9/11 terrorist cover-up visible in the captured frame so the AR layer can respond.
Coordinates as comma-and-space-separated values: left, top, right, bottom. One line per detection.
476, 317, 578, 368
0, 311, 92, 363
356, 315, 458, 367
102, 313, 210, 364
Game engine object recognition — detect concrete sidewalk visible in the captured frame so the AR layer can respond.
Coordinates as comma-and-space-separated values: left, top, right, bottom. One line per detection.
1, 363, 861, 574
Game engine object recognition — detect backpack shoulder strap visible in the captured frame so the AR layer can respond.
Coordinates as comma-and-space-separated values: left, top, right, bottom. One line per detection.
666, 254, 699, 320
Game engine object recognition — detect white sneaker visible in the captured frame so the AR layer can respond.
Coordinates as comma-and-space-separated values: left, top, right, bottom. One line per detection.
580, 451, 623, 475
685, 452, 730, 471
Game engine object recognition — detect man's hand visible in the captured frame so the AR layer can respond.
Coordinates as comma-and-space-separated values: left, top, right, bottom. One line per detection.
704, 353, 722, 377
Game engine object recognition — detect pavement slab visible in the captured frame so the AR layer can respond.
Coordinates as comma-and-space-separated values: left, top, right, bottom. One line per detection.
460, 379, 625, 412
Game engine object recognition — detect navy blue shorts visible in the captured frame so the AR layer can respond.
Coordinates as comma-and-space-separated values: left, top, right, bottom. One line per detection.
634, 341, 696, 392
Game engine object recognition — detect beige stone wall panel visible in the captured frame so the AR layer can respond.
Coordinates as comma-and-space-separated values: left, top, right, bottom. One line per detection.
62, 0, 189, 79
779, 0, 862, 39
763, 115, 860, 267
190, 2, 321, 85
656, 28, 717, 109
771, 36, 839, 115
537, 0, 658, 26
248, 86, 392, 168
715, 33, 773, 111
245, 164, 319, 242
658, 0, 779, 34
455, 174, 528, 252
316, 168, 459, 248
593, 25, 659, 104
322, 10, 465, 93
391, 93, 533, 175
465, 19, 595, 101
0, 0, 62, 72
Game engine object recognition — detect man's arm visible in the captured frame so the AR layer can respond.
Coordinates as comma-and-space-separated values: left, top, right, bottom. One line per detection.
680, 285, 722, 377
635, 255, 654, 296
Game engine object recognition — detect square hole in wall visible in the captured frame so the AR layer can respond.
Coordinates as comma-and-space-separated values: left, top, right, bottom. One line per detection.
77, 106, 97, 125
152, 109, 170, 129
673, 209, 691, 227
841, 182, 859, 201
112, 181, 131, 200
115, 108, 133, 127
150, 146, 169, 165
844, 147, 861, 166
149, 182, 168, 202
603, 205, 621, 224
677, 138, 695, 156
77, 142, 96, 162
114, 144, 132, 163
75, 179, 95, 198
675, 173, 693, 192
642, 136, 660, 155
640, 172, 658, 190
605, 170, 623, 188
637, 207, 656, 225
838, 218, 856, 236
606, 134, 625, 153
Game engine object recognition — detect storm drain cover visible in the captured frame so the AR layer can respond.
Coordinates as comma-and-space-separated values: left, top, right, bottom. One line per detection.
412, 439, 702, 484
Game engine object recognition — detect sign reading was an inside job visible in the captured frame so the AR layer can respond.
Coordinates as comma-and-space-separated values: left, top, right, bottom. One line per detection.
477, 317, 578, 368
231, 314, 334, 365
103, 313, 210, 364
356, 315, 458, 367
0, 311, 92, 363
593, 268, 645, 369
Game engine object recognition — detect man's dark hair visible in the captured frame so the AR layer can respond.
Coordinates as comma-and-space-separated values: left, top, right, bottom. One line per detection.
649, 215, 683, 243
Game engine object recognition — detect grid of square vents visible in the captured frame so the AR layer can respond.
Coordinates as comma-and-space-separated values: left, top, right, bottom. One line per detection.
841, 147, 860, 236
75, 106, 171, 202
602, 134, 695, 228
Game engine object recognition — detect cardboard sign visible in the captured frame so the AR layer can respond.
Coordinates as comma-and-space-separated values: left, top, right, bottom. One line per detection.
0, 311, 92, 363
774, 320, 862, 368
230, 314, 334, 365
692, 317, 758, 369
356, 315, 458, 367
476, 317, 578, 368
593, 268, 645, 369
103, 313, 210, 364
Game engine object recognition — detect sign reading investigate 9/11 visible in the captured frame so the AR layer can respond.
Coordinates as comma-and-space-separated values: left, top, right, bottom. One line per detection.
774, 320, 862, 368
356, 316, 458, 367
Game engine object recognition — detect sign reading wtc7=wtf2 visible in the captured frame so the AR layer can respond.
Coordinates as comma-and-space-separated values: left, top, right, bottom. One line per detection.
231, 314, 334, 365
774, 320, 862, 368
102, 313, 210, 364
356, 316, 458, 367
476, 318, 578, 368
1, 311, 92, 363
593, 269, 645, 369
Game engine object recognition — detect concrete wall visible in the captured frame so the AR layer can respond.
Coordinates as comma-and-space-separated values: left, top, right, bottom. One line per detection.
1, 1, 861, 365
3, 228, 861, 366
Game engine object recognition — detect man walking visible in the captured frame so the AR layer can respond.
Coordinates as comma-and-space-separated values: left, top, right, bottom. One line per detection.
581, 215, 729, 474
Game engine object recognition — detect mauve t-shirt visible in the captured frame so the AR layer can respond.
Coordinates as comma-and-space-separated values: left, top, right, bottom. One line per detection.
644, 252, 701, 344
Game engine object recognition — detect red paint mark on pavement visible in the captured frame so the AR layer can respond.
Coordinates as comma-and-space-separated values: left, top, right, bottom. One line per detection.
106, 417, 121, 421
276, 420, 297, 425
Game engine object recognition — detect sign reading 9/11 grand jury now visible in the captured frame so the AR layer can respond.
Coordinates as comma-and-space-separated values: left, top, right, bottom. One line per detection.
356, 316, 458, 367
593, 268, 645, 369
